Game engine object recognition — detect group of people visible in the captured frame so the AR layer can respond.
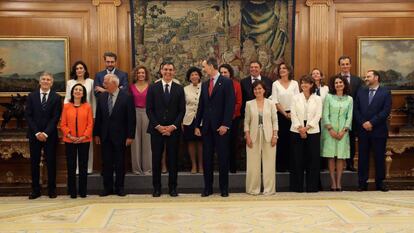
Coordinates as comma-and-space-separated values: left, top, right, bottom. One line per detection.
25, 53, 392, 199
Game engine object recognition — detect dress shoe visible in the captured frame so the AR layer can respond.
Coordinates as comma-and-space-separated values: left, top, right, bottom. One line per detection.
152, 189, 161, 197
220, 191, 229, 197
99, 190, 113, 197
201, 190, 212, 197
79, 194, 87, 198
376, 185, 389, 192
48, 191, 57, 199
336, 188, 342, 192
346, 166, 357, 172
116, 189, 126, 197
28, 192, 41, 200
169, 189, 178, 197
357, 186, 368, 192
70, 194, 77, 199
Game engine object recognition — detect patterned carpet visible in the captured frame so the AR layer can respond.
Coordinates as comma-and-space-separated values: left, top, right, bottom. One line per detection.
1, 191, 414, 232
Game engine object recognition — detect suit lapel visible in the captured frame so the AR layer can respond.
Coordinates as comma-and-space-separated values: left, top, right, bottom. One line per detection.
210, 76, 223, 98
101, 92, 110, 116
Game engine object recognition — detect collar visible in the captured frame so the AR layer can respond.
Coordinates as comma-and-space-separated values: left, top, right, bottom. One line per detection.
106, 68, 117, 74
110, 88, 120, 98
369, 85, 379, 91
40, 89, 51, 95
251, 75, 262, 80
210, 72, 220, 80
341, 72, 351, 77
161, 79, 173, 87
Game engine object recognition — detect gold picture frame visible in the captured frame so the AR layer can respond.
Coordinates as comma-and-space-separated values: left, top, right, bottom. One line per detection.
0, 36, 70, 96
357, 36, 414, 94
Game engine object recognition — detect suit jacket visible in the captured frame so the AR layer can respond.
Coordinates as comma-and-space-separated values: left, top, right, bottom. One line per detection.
146, 81, 185, 135
347, 75, 364, 99
195, 75, 235, 134
244, 98, 278, 142
94, 69, 129, 97
240, 76, 273, 116
290, 93, 322, 134
25, 89, 62, 140
93, 90, 136, 144
354, 86, 392, 138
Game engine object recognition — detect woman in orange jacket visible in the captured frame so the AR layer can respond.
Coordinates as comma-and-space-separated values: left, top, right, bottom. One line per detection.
61, 83, 93, 198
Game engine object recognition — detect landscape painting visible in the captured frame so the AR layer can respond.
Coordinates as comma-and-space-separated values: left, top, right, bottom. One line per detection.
358, 37, 414, 94
0, 37, 69, 96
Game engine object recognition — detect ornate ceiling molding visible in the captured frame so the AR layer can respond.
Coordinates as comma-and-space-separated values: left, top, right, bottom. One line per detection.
92, 0, 122, 7
306, 0, 333, 7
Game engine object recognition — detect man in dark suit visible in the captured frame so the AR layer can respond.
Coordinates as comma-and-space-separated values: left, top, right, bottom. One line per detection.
354, 70, 392, 192
240, 60, 273, 117
25, 72, 62, 199
195, 57, 235, 197
338, 55, 364, 171
94, 52, 129, 97
146, 62, 185, 197
94, 73, 136, 196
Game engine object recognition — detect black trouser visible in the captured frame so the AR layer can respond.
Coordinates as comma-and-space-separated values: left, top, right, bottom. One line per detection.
66, 142, 90, 196
229, 117, 241, 172
290, 132, 320, 192
29, 137, 57, 194
347, 130, 356, 168
101, 140, 126, 192
202, 128, 230, 193
358, 135, 386, 188
150, 133, 179, 191
276, 112, 291, 172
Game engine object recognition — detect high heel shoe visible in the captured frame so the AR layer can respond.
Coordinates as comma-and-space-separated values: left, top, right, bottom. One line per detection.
336, 188, 342, 192
330, 188, 336, 191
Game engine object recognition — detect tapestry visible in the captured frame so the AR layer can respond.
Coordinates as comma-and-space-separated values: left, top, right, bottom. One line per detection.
132, 0, 293, 83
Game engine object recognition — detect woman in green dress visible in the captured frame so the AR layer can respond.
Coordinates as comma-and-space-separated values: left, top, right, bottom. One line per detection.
321, 75, 353, 191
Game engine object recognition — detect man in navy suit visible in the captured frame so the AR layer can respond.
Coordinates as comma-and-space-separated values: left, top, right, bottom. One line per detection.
240, 60, 273, 117
146, 62, 185, 197
338, 55, 364, 171
25, 72, 62, 199
94, 74, 136, 196
195, 57, 235, 197
94, 52, 129, 97
354, 70, 392, 192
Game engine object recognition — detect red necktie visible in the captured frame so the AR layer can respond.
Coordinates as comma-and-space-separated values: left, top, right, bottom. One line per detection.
208, 77, 214, 96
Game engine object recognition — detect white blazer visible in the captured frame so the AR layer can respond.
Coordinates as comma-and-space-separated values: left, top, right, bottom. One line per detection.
318, 85, 329, 103
244, 98, 278, 142
290, 93, 322, 134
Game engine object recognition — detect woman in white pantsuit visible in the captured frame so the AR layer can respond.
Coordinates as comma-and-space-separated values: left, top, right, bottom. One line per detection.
244, 80, 278, 195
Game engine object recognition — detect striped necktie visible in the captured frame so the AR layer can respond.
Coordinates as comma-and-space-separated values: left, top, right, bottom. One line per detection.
41, 93, 47, 110
108, 94, 114, 115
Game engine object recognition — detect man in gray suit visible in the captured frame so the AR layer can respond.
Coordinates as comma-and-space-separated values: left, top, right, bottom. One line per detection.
338, 55, 363, 171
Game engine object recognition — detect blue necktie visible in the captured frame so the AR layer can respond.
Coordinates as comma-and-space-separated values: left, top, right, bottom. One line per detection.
108, 94, 113, 115
368, 89, 375, 105
41, 93, 47, 110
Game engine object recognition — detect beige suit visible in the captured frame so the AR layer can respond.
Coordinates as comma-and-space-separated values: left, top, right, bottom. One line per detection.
244, 98, 278, 195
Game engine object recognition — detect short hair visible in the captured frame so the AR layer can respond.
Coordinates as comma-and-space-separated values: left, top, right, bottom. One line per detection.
103, 51, 117, 61
104, 73, 120, 86
218, 64, 235, 79
186, 66, 202, 82
328, 75, 350, 95
252, 80, 268, 96
299, 75, 316, 94
338, 55, 352, 65
276, 62, 294, 80
69, 83, 87, 104
39, 71, 53, 80
131, 65, 150, 83
205, 57, 218, 70
367, 69, 381, 82
249, 60, 262, 68
160, 61, 175, 70
70, 60, 90, 80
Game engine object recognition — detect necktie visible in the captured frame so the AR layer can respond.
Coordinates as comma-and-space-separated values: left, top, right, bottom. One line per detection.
316, 88, 320, 96
108, 94, 113, 115
368, 89, 375, 105
164, 84, 170, 102
41, 93, 47, 110
252, 78, 258, 83
208, 78, 214, 96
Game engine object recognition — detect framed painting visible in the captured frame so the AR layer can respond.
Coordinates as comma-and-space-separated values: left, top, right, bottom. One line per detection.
358, 37, 414, 94
0, 36, 70, 96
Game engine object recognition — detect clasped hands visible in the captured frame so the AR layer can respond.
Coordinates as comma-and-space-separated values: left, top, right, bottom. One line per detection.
362, 121, 373, 131
194, 126, 228, 137
157, 125, 176, 136
67, 134, 86, 144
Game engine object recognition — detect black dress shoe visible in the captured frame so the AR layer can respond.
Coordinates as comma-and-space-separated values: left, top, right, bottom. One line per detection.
79, 194, 87, 198
48, 191, 57, 199
117, 189, 126, 197
28, 192, 41, 200
201, 190, 212, 197
169, 189, 178, 197
152, 189, 161, 197
376, 185, 389, 192
346, 166, 357, 172
357, 186, 368, 192
70, 194, 77, 199
99, 190, 113, 197
220, 191, 229, 197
